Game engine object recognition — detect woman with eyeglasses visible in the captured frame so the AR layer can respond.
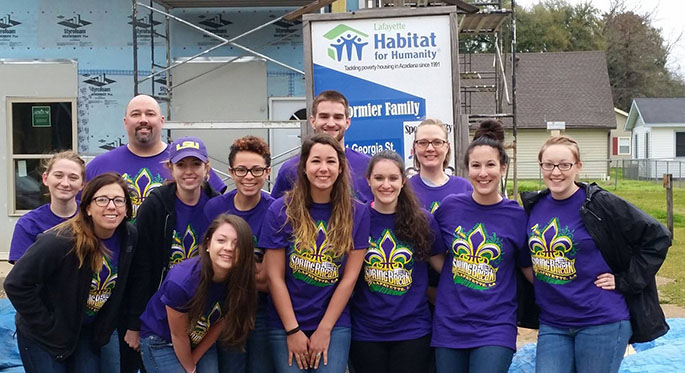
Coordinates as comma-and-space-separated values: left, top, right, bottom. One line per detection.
124, 136, 220, 354
261, 134, 370, 373
521, 136, 670, 373
431, 120, 533, 373
204, 136, 276, 373
10, 150, 86, 264
5, 172, 136, 372
408, 119, 473, 309
409, 119, 472, 214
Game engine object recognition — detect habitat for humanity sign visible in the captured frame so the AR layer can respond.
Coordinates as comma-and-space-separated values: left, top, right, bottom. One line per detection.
309, 14, 455, 166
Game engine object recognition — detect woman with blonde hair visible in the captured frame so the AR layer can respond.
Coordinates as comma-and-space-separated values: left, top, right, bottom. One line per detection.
9, 150, 85, 263
521, 136, 670, 373
261, 133, 370, 372
409, 118, 471, 214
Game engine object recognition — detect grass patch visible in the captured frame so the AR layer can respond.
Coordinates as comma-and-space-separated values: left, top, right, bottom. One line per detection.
508, 177, 685, 307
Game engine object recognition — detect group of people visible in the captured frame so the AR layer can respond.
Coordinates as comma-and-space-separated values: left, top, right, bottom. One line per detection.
5, 90, 671, 373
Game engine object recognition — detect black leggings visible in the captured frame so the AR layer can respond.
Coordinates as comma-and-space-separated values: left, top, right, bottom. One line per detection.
349, 334, 432, 373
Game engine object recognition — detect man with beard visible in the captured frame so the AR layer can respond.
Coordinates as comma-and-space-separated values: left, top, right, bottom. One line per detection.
270, 90, 373, 202
86, 94, 225, 219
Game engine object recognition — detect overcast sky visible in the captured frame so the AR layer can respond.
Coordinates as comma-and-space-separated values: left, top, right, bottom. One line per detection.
513, 0, 685, 77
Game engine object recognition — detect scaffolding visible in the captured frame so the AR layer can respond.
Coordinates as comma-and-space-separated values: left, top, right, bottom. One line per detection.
367, 0, 519, 195
130, 0, 338, 188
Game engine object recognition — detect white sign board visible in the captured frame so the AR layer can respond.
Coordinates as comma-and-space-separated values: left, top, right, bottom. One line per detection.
546, 121, 566, 130
307, 10, 457, 167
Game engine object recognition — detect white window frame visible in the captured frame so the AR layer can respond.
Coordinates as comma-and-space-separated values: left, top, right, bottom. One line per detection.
617, 136, 631, 155
676, 131, 685, 158
7, 97, 78, 216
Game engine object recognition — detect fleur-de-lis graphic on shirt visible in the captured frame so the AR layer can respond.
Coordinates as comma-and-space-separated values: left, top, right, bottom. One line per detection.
122, 168, 165, 218
290, 221, 340, 287
364, 230, 414, 295
169, 224, 200, 268
528, 218, 577, 284
367, 230, 413, 270
86, 256, 118, 316
189, 302, 222, 346
450, 224, 501, 290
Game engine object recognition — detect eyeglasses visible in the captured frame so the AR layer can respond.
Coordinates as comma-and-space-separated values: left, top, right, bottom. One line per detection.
92, 196, 127, 207
414, 139, 448, 148
540, 162, 575, 171
231, 167, 267, 177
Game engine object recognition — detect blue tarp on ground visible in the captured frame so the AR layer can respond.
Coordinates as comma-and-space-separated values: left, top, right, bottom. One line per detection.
510, 318, 685, 373
0, 299, 23, 372
1, 298, 684, 372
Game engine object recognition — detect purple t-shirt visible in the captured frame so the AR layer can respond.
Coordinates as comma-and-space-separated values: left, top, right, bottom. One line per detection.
431, 194, 530, 350
351, 207, 445, 342
9, 204, 76, 263
140, 257, 227, 345
409, 175, 473, 214
526, 188, 629, 328
204, 189, 275, 262
270, 147, 373, 203
85, 144, 225, 218
84, 234, 121, 324
169, 193, 210, 268
258, 198, 370, 331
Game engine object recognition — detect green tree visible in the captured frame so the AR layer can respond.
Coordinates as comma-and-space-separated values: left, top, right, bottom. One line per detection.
516, 0, 605, 52
509, 0, 685, 110
604, 9, 685, 110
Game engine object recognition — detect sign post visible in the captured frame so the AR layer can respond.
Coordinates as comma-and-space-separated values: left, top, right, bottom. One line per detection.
303, 6, 464, 173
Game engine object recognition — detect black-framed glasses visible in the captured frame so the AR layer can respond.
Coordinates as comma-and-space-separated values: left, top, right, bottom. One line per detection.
414, 139, 448, 148
540, 162, 575, 171
93, 196, 127, 207
231, 166, 267, 177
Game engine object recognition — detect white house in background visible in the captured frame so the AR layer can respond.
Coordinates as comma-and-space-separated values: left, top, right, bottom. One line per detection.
624, 97, 685, 178
611, 107, 632, 160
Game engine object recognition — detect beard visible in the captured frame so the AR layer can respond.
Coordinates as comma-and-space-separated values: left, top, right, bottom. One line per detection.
134, 126, 154, 144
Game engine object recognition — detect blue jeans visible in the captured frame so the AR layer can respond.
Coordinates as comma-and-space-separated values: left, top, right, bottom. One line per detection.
435, 345, 514, 373
268, 327, 350, 373
17, 328, 119, 373
140, 334, 218, 373
219, 303, 275, 373
536, 320, 632, 373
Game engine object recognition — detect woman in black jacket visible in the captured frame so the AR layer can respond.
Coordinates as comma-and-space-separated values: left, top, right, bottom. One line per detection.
4, 172, 136, 373
520, 136, 671, 373
123, 136, 220, 353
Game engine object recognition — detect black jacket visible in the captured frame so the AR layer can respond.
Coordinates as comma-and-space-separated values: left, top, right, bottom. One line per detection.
126, 182, 219, 330
521, 182, 671, 343
4, 222, 137, 360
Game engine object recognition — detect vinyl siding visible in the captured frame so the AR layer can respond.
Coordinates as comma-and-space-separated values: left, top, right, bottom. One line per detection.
468, 128, 610, 179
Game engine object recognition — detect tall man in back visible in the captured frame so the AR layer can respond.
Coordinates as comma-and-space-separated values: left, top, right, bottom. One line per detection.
86, 94, 225, 219
271, 90, 373, 202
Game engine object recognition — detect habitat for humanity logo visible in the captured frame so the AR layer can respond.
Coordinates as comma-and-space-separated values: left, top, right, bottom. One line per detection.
84, 74, 115, 87
324, 24, 368, 62
0, 14, 21, 29
57, 14, 91, 29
